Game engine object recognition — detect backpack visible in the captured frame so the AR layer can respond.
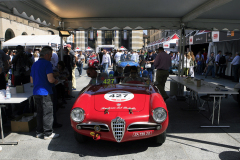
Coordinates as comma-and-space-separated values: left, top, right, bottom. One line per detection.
219, 55, 226, 65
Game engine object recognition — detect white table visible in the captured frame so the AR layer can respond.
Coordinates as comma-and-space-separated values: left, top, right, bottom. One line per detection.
0, 83, 33, 145
169, 75, 239, 128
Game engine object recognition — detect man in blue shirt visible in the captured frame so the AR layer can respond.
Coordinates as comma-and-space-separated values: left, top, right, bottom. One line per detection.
30, 46, 59, 140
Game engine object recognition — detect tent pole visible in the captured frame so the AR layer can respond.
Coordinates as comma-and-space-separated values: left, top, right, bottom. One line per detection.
60, 37, 63, 61
181, 32, 186, 77
178, 28, 182, 77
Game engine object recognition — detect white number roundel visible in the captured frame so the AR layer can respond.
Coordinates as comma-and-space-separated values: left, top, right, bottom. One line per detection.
104, 91, 134, 102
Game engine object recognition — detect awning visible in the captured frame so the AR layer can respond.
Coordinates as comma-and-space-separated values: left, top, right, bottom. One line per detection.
0, 0, 239, 30
2, 35, 62, 47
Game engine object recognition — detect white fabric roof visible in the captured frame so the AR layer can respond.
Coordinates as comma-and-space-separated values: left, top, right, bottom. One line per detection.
2, 35, 62, 47
0, 0, 239, 30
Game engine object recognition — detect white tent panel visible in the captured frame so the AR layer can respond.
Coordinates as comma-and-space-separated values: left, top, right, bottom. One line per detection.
26, 35, 60, 46
2, 35, 35, 47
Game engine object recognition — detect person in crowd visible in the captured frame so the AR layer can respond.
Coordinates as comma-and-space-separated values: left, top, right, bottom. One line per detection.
228, 52, 233, 62
145, 50, 155, 82
51, 50, 59, 71
114, 49, 122, 64
196, 51, 204, 75
122, 66, 144, 83
112, 49, 117, 72
139, 50, 145, 75
66, 44, 77, 90
98, 49, 104, 73
205, 52, 216, 79
114, 66, 124, 83
120, 50, 128, 61
101, 49, 111, 74
3, 48, 10, 80
219, 52, 228, 78
30, 46, 59, 140
215, 51, 222, 76
154, 47, 171, 101
183, 52, 191, 76
8, 50, 14, 80
76, 51, 85, 77
0, 49, 9, 89
56, 61, 69, 105
12, 45, 32, 86
189, 51, 196, 77
33, 51, 39, 63
231, 52, 240, 82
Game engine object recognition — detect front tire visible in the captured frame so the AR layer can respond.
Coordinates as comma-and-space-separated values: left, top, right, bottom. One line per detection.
74, 131, 87, 143
155, 131, 166, 145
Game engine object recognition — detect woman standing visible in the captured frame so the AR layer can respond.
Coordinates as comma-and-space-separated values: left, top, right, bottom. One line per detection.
145, 50, 155, 82
183, 52, 191, 76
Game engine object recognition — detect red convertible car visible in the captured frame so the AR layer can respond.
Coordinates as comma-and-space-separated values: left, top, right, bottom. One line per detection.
70, 77, 169, 144
88, 55, 99, 69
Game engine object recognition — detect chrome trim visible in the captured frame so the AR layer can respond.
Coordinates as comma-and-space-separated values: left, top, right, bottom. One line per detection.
76, 122, 109, 131
127, 122, 161, 131
111, 117, 125, 143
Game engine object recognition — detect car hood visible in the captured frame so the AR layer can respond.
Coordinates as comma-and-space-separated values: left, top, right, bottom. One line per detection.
93, 87, 148, 112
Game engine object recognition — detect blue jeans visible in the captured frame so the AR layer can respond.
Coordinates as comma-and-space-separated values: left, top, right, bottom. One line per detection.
205, 65, 215, 78
103, 63, 109, 75
77, 63, 83, 75
147, 68, 153, 82
197, 63, 203, 74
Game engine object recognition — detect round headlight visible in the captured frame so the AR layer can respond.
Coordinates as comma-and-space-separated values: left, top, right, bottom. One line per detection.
70, 108, 85, 123
152, 107, 167, 123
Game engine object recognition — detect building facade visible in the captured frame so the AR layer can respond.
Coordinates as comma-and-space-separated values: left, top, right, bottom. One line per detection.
75, 30, 143, 51
0, 11, 58, 48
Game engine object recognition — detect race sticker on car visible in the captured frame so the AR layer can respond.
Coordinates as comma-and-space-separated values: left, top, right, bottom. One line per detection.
132, 131, 152, 137
104, 91, 134, 102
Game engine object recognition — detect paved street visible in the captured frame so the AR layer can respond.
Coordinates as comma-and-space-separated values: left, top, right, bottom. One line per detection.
0, 68, 240, 160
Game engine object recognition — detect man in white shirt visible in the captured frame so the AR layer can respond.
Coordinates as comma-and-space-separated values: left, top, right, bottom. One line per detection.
231, 52, 240, 82
215, 51, 221, 76
101, 49, 111, 74
114, 50, 122, 63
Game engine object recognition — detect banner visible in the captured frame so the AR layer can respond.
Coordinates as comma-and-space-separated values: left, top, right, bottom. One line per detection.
189, 36, 193, 45
193, 34, 206, 44
124, 30, 127, 40
90, 30, 93, 40
206, 32, 212, 43
163, 43, 170, 48
212, 31, 219, 42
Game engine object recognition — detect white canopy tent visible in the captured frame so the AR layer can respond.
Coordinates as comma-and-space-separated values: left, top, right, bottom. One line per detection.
2, 35, 62, 47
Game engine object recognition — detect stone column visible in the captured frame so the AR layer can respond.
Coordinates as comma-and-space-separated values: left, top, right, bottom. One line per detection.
132, 30, 143, 50
75, 31, 85, 51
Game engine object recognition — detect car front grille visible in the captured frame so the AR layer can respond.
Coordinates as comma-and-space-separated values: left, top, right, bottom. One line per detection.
111, 117, 125, 142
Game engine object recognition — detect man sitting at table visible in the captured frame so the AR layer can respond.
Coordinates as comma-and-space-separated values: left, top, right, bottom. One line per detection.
30, 46, 60, 140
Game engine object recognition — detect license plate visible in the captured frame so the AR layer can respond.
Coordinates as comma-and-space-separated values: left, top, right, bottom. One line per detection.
132, 131, 152, 137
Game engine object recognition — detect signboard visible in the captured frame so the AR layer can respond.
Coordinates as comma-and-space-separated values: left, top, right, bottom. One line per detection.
176, 40, 179, 46
206, 32, 212, 43
90, 30, 93, 40
193, 34, 206, 44
163, 43, 170, 48
185, 36, 189, 46
219, 31, 240, 41
212, 31, 219, 42
123, 30, 127, 40
189, 36, 193, 45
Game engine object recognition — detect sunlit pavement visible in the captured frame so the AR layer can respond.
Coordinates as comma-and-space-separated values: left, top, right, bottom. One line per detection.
0, 68, 240, 160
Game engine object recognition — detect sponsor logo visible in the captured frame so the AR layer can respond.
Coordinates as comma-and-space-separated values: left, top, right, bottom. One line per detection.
190, 38, 193, 42
117, 103, 121, 107
104, 91, 134, 102
132, 131, 152, 137
213, 34, 218, 39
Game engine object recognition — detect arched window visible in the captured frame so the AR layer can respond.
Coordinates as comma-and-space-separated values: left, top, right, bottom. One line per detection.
5, 28, 15, 41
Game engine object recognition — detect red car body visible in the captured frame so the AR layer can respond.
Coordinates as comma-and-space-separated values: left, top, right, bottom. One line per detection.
71, 82, 169, 143
88, 55, 99, 69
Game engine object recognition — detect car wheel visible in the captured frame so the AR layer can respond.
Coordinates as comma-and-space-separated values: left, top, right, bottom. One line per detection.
155, 131, 166, 145
74, 131, 87, 143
